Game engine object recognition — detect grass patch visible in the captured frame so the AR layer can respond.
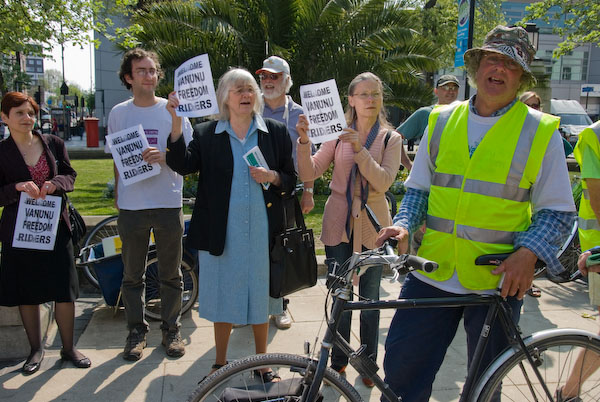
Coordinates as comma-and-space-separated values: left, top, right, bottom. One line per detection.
70, 159, 118, 215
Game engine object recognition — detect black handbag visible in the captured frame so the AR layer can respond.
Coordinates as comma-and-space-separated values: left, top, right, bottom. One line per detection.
269, 196, 317, 298
66, 197, 87, 248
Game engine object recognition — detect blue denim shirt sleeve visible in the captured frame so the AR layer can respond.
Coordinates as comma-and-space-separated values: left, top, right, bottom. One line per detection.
392, 187, 429, 234
514, 209, 576, 275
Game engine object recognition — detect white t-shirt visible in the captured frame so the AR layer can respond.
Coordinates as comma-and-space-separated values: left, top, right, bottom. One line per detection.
406, 111, 575, 294
106, 98, 193, 210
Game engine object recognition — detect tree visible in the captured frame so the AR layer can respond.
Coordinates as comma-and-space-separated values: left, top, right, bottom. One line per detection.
417, 0, 506, 70
523, 0, 600, 57
123, 0, 440, 110
0, 0, 137, 95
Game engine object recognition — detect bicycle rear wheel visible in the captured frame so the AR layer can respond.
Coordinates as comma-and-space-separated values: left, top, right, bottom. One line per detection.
474, 332, 600, 401
187, 353, 362, 402
81, 215, 119, 288
144, 254, 198, 320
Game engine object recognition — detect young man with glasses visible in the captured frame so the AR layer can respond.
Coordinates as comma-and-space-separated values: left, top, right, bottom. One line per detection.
255, 56, 313, 330
106, 48, 193, 361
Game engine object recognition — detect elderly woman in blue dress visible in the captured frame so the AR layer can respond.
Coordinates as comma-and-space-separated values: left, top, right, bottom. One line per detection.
166, 68, 296, 381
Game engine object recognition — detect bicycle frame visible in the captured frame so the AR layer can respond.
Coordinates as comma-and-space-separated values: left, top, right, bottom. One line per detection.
302, 273, 554, 402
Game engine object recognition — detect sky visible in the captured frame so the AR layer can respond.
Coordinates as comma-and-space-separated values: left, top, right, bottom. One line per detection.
45, 40, 94, 91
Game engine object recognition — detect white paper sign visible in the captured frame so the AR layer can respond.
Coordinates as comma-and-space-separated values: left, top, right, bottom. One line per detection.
12, 194, 61, 250
243, 146, 270, 190
174, 54, 219, 117
300, 79, 346, 144
106, 124, 160, 186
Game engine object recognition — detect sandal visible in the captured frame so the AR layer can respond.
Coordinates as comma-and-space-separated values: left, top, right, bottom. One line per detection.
527, 286, 542, 298
253, 369, 281, 383
199, 362, 229, 384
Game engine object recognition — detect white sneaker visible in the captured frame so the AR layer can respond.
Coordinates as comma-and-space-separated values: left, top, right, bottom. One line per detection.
272, 311, 292, 329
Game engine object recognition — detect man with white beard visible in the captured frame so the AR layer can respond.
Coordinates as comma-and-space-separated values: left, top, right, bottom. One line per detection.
256, 56, 314, 329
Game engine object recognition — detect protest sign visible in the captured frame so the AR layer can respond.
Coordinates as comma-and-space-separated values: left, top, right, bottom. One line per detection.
243, 146, 270, 190
300, 79, 346, 144
12, 194, 61, 250
174, 54, 219, 117
106, 124, 160, 186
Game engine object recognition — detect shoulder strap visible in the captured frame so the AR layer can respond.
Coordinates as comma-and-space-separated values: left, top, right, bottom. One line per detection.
384, 130, 391, 149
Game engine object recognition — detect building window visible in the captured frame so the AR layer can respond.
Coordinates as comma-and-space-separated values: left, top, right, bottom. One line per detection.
562, 67, 571, 80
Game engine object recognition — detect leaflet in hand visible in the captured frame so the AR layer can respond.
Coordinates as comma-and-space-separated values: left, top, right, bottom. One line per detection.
243, 146, 270, 190
12, 194, 61, 250
106, 124, 161, 186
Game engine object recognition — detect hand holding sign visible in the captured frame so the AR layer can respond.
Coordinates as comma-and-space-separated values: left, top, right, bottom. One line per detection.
299, 79, 346, 144
106, 124, 161, 186
174, 54, 219, 118
13, 193, 61, 250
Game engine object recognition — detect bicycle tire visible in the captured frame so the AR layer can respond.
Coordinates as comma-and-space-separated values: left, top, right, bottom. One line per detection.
385, 191, 397, 217
81, 215, 119, 288
473, 330, 600, 402
144, 254, 198, 320
187, 353, 363, 402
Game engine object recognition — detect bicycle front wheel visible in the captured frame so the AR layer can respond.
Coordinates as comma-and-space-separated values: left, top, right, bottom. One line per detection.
474, 332, 600, 401
187, 353, 362, 402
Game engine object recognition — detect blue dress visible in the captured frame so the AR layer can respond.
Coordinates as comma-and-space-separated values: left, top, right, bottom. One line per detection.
197, 116, 282, 324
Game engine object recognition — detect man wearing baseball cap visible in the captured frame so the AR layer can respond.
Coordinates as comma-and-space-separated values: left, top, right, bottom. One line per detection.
256, 56, 314, 330
377, 26, 576, 401
397, 74, 460, 153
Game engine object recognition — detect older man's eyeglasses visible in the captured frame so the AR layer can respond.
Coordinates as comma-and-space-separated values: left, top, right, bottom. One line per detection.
259, 73, 282, 81
526, 102, 541, 110
482, 54, 521, 71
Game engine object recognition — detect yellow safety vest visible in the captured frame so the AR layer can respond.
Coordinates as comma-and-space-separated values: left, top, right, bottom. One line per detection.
573, 122, 600, 251
418, 100, 559, 290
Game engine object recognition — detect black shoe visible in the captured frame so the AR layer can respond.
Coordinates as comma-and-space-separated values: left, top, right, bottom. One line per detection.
60, 349, 92, 368
22, 350, 44, 375
253, 369, 281, 383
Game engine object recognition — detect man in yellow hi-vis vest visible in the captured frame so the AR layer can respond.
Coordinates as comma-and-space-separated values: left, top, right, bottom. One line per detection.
377, 26, 576, 402
558, 123, 600, 401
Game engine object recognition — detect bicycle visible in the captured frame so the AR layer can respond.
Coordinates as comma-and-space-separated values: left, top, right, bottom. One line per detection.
76, 200, 199, 320
187, 243, 600, 402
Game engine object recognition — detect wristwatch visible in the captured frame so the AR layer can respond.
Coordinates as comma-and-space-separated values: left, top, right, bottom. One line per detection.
304, 187, 314, 194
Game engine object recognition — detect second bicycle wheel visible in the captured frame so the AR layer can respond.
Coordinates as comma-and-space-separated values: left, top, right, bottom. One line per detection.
145, 255, 198, 320
187, 353, 362, 402
474, 332, 600, 401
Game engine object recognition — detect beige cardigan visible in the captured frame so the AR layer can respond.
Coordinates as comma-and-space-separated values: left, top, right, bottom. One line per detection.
297, 127, 402, 251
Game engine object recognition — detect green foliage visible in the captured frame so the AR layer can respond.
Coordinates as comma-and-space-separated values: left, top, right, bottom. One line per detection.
523, 0, 600, 58
414, 0, 506, 70
121, 0, 440, 110
0, 57, 32, 92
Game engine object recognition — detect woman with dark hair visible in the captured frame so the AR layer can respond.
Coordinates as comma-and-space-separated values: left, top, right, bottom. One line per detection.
296, 72, 402, 387
166, 68, 296, 380
0, 92, 90, 374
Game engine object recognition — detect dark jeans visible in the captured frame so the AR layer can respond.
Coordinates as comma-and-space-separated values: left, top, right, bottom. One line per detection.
118, 208, 184, 332
325, 242, 383, 369
383, 273, 522, 402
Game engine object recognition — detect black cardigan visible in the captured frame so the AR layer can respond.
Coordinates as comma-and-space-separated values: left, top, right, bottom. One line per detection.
0, 132, 76, 242
166, 118, 297, 256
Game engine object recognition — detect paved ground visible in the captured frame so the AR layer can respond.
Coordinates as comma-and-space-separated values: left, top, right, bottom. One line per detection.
0, 274, 598, 402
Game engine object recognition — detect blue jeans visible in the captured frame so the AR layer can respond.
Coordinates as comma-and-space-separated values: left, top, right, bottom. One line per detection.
383, 273, 522, 402
325, 242, 383, 369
